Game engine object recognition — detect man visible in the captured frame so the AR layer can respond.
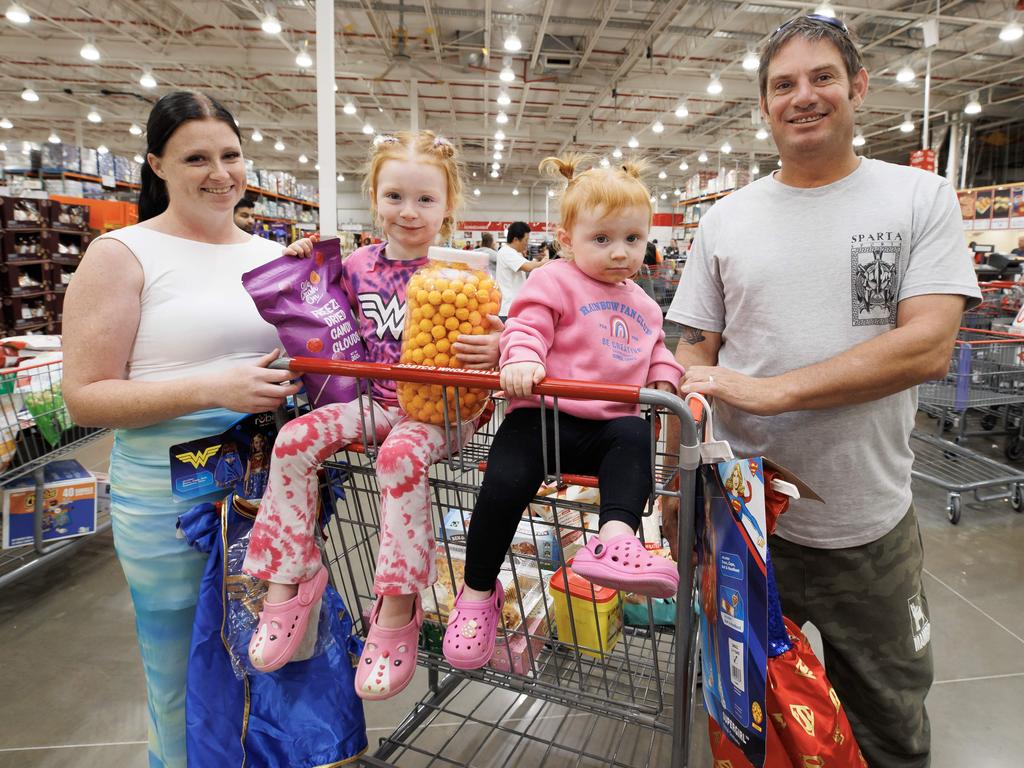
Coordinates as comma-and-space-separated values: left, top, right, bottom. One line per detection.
664, 15, 980, 768
477, 231, 499, 273
495, 221, 548, 318
234, 197, 256, 233
1012, 233, 1024, 258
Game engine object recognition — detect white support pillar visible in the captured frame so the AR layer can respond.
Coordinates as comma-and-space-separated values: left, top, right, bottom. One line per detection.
316, 0, 337, 237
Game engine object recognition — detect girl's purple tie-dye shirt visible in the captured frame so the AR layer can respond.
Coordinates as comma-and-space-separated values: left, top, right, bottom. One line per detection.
341, 242, 427, 404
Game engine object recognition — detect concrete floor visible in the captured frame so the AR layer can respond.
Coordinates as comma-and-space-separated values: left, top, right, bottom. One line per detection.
1, 421, 1022, 767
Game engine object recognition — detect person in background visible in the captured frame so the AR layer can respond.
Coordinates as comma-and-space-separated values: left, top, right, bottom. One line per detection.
496, 221, 549, 319
477, 231, 499, 273
62, 91, 294, 768
234, 196, 256, 233
644, 240, 658, 266
1012, 233, 1024, 258
662, 15, 980, 767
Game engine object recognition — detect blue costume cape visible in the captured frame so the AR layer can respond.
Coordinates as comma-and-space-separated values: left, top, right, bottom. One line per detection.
179, 496, 367, 767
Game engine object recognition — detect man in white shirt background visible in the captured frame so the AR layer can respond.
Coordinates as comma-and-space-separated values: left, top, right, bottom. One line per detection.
496, 221, 548, 319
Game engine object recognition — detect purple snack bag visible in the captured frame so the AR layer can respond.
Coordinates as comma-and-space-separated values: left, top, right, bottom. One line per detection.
242, 236, 366, 407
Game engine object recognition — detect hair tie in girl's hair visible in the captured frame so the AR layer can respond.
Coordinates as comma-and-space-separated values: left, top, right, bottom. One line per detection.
377, 135, 400, 146
432, 135, 455, 156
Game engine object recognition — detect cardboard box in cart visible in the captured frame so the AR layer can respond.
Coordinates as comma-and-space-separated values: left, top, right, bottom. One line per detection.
2, 459, 97, 548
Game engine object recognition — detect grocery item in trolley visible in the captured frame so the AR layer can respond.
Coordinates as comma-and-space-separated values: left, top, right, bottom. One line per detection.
548, 564, 623, 659
397, 246, 500, 425
2, 458, 97, 548
243, 236, 366, 408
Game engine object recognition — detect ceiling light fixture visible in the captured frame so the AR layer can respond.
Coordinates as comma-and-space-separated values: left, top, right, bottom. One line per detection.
674, 188, 681, 196
813, 3, 836, 18
503, 32, 522, 52
261, 10, 282, 35
678, 160, 688, 171
251, 128, 263, 142
133, 153, 144, 163
659, 192, 667, 200
896, 65, 915, 83
751, 163, 760, 175
658, 170, 667, 179
296, 49, 313, 69
964, 92, 982, 115
494, 130, 506, 141
490, 170, 499, 178
899, 113, 914, 133
512, 187, 520, 196
496, 111, 509, 124
139, 70, 157, 89
999, 21, 1023, 42
0, 118, 12, 130
87, 108, 102, 123
720, 141, 732, 154
599, 157, 610, 168
129, 123, 143, 136
343, 101, 357, 115
298, 154, 308, 163
473, 188, 481, 197
492, 161, 500, 170
314, 163, 320, 170
80, 41, 100, 61
96, 144, 109, 154
499, 65, 515, 83
627, 136, 639, 148
742, 51, 760, 71
755, 127, 769, 140
494, 141, 504, 151
497, 91, 511, 106
674, 102, 689, 119
612, 147, 623, 158
337, 173, 345, 182
275, 139, 286, 150
548, 189, 555, 198
698, 151, 708, 163
5, 4, 30, 24
493, 151, 502, 160
852, 132, 866, 147
362, 123, 374, 134
652, 120, 664, 134
707, 75, 723, 95
48, 132, 60, 144
20, 86, 38, 102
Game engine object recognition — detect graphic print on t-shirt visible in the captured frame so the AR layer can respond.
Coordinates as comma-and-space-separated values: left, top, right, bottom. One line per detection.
358, 292, 405, 339
850, 231, 902, 326
579, 299, 653, 363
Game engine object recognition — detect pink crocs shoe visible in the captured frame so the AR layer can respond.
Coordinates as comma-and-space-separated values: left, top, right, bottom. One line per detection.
571, 534, 679, 599
442, 581, 504, 671
355, 594, 423, 701
249, 564, 329, 673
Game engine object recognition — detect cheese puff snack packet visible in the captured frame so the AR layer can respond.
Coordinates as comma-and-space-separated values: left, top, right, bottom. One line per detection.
243, 236, 366, 407
397, 247, 500, 425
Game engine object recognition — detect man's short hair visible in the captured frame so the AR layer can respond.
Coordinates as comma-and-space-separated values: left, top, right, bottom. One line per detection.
507, 221, 531, 243
234, 196, 256, 212
481, 232, 495, 248
758, 16, 863, 102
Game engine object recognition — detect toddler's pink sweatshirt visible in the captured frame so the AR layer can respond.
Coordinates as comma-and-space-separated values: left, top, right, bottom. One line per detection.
500, 259, 684, 420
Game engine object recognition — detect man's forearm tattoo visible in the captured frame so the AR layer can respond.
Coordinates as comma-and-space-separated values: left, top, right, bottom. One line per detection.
680, 325, 706, 345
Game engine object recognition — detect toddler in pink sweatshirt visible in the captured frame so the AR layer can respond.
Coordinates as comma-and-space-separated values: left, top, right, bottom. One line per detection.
442, 154, 684, 670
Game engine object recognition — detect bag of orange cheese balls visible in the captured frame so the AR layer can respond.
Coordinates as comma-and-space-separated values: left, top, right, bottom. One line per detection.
398, 247, 501, 425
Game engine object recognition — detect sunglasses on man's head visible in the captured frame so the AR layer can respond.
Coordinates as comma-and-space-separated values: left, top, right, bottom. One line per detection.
772, 14, 850, 38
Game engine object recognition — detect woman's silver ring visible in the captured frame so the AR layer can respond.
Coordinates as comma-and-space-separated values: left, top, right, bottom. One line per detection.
708, 375, 715, 385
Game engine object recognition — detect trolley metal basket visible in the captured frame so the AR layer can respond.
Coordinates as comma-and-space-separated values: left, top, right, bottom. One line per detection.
275, 357, 703, 768
0, 356, 109, 589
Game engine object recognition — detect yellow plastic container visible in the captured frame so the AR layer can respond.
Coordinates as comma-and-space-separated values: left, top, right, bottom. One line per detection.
548, 565, 622, 659
397, 246, 500, 425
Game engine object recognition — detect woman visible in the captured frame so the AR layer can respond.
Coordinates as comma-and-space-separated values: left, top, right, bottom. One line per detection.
62, 91, 298, 768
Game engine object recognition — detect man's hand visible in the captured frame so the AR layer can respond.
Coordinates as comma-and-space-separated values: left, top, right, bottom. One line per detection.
501, 361, 546, 398
453, 315, 503, 369
661, 493, 681, 561
681, 365, 785, 416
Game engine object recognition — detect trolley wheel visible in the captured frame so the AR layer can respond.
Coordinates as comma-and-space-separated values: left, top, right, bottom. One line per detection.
981, 413, 999, 431
941, 417, 956, 433
1012, 484, 1024, 513
1006, 435, 1024, 462
947, 495, 962, 525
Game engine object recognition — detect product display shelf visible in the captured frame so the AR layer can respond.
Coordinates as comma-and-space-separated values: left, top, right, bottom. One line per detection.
672, 190, 732, 244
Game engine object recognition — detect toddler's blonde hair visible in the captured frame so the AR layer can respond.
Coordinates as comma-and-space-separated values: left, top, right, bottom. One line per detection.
539, 153, 652, 235
362, 130, 464, 241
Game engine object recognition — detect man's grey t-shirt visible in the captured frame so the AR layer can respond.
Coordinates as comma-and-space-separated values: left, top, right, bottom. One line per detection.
668, 158, 981, 548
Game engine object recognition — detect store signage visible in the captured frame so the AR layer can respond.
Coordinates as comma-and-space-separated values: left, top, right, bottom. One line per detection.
909, 149, 936, 173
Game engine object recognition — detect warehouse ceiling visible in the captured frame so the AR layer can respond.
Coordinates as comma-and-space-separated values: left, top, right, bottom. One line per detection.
1, 0, 1022, 194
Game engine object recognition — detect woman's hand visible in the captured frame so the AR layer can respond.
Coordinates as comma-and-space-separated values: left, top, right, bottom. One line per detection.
203, 349, 302, 413
283, 237, 315, 258
453, 315, 503, 369
500, 361, 546, 398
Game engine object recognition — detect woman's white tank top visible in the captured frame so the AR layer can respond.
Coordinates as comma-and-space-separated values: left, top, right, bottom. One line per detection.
96, 224, 283, 382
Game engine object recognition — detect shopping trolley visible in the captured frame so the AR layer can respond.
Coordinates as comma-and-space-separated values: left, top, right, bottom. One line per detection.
274, 357, 703, 768
913, 329, 1024, 523
636, 264, 682, 315
0, 356, 109, 588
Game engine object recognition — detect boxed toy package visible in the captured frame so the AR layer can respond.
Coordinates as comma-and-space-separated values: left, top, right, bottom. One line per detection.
2, 459, 97, 548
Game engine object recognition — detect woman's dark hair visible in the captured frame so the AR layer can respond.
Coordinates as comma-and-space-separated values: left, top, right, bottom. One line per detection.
138, 91, 242, 221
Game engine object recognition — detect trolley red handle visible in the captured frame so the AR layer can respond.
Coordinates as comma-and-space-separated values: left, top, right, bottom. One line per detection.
277, 356, 643, 404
